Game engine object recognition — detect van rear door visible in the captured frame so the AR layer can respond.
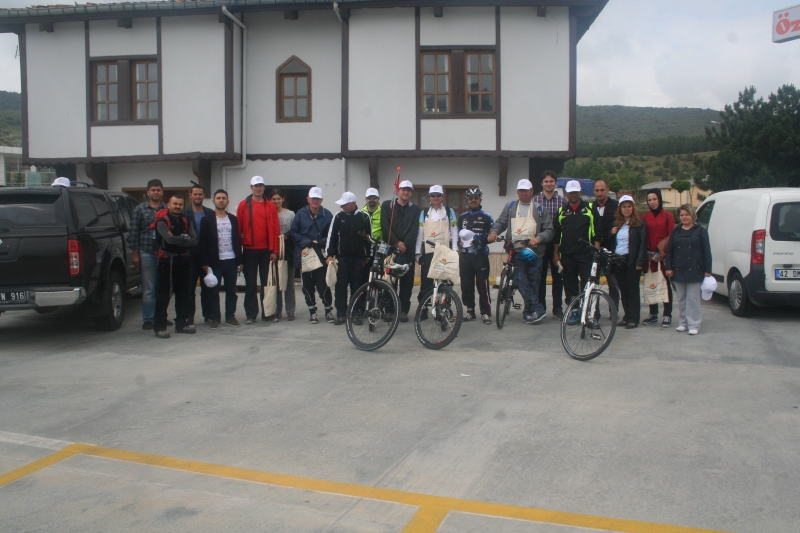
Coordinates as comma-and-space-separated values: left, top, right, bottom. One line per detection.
764, 192, 800, 292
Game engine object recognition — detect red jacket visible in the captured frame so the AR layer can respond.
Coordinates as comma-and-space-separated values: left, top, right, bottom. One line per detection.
236, 195, 280, 251
641, 209, 675, 273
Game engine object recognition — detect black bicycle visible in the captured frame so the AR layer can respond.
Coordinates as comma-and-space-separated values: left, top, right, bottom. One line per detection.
494, 237, 521, 329
414, 240, 463, 350
560, 244, 624, 361
345, 235, 410, 351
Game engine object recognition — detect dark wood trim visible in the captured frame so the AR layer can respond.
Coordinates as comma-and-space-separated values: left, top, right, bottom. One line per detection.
88, 54, 157, 61
117, 59, 131, 121
84, 162, 108, 189
419, 44, 496, 51
498, 155, 508, 196
495, 6, 501, 151
192, 158, 212, 196
341, 16, 349, 152
368, 157, 379, 189
284, 10, 299, 20
118, 18, 133, 29
537, 6, 548, 17
344, 149, 572, 158
19, 26, 28, 161
433, 6, 444, 17
275, 55, 312, 123
23, 151, 241, 165
39, 22, 54, 33
248, 153, 343, 161
85, 21, 91, 158
420, 112, 496, 120
89, 120, 158, 127
451, 49, 464, 112
225, 19, 234, 153
415, 7, 421, 150
156, 17, 163, 155
568, 12, 577, 155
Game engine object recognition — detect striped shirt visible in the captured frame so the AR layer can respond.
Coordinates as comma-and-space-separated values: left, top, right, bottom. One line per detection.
533, 192, 567, 226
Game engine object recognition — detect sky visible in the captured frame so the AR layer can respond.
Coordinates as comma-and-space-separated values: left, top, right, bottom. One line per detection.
1, 0, 799, 110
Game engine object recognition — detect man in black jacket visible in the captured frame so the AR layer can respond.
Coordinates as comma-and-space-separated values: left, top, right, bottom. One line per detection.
326, 192, 372, 325
592, 179, 620, 310
183, 183, 214, 325
380, 180, 421, 321
199, 189, 243, 329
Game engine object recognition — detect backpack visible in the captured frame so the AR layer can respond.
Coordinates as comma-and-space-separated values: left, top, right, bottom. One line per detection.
149, 209, 189, 259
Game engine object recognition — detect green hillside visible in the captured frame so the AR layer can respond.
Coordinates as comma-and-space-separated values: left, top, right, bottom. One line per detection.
0, 110, 22, 147
0, 91, 21, 111
576, 105, 720, 144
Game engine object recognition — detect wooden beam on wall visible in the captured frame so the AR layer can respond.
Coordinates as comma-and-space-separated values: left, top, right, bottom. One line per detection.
284, 10, 298, 20
84, 162, 108, 190
433, 6, 443, 17
537, 6, 547, 17
192, 158, 212, 196
39, 22, 54, 33
498, 157, 509, 197
117, 18, 132, 29
368, 157, 379, 190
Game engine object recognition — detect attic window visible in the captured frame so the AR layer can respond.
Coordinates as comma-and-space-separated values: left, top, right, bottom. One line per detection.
277, 56, 311, 122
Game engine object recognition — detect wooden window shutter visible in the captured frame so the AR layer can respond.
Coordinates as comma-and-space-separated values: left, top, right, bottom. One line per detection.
116, 59, 131, 120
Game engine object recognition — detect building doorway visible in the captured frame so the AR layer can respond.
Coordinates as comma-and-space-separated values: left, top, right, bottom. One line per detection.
267, 185, 313, 215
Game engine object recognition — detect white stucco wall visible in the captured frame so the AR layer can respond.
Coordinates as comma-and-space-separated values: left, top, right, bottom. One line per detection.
107, 161, 198, 192
244, 11, 341, 155
500, 6, 570, 152
419, 7, 496, 46
348, 8, 416, 151
91, 125, 159, 157
26, 22, 87, 159
89, 18, 157, 57
420, 119, 495, 150
161, 15, 226, 154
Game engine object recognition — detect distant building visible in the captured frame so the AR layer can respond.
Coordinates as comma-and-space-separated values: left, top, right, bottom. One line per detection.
638, 179, 709, 208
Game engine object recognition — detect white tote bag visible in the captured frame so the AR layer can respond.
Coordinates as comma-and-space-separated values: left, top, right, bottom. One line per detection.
276, 235, 289, 291
300, 247, 323, 273
643, 269, 669, 304
510, 202, 537, 247
326, 258, 338, 288
261, 262, 279, 317
428, 245, 460, 282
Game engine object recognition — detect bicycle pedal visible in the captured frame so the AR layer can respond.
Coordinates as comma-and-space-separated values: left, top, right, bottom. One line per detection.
513, 303, 522, 310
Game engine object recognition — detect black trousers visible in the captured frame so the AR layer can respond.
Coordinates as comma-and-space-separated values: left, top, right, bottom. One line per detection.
417, 253, 434, 304
601, 265, 621, 311
648, 264, 673, 317
243, 248, 271, 320
208, 259, 239, 321
301, 266, 332, 315
562, 252, 593, 302
154, 259, 192, 332
460, 252, 491, 315
391, 261, 415, 314
188, 254, 212, 323
615, 260, 642, 324
334, 256, 365, 317
538, 243, 564, 311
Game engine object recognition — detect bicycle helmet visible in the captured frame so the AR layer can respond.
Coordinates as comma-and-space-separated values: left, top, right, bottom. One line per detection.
465, 187, 483, 198
518, 248, 539, 265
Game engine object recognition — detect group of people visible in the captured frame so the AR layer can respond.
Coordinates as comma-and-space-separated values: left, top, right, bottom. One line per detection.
128, 171, 713, 339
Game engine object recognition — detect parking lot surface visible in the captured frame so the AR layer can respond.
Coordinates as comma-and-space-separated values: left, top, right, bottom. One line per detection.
1, 289, 799, 533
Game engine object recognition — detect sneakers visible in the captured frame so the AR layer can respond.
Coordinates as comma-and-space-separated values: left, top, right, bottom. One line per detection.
273, 313, 281, 323
334, 316, 345, 325
287, 313, 295, 321
624, 323, 638, 329
531, 311, 546, 324
566, 309, 580, 326
553, 308, 564, 320
226, 317, 240, 327
166, 319, 174, 326
176, 325, 196, 334
464, 309, 477, 321
210, 320, 221, 329
688, 329, 699, 335
481, 314, 492, 324
642, 314, 659, 326
310, 313, 319, 324
523, 312, 534, 324
154, 330, 170, 339
245, 318, 256, 325
325, 310, 335, 323
142, 321, 153, 330
662, 316, 672, 327
399, 312, 409, 323
676, 325, 687, 332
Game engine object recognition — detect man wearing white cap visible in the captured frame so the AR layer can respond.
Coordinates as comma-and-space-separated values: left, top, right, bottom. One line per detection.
553, 180, 603, 325
288, 186, 334, 324
236, 176, 281, 325
380, 180, 421, 322
326, 192, 372, 325
360, 188, 383, 242
51, 177, 70, 187
415, 185, 458, 318
488, 179, 555, 323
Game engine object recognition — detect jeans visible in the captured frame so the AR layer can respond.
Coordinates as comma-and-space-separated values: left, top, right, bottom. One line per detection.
276, 266, 297, 315
243, 248, 271, 320
189, 255, 212, 323
140, 252, 158, 323
208, 259, 239, 321
460, 252, 491, 315
537, 243, 564, 312
334, 256, 365, 317
513, 254, 544, 315
673, 281, 703, 330
154, 259, 192, 332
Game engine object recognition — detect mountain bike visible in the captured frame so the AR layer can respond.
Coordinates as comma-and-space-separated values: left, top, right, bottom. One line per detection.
345, 235, 410, 351
494, 237, 521, 329
414, 240, 463, 350
560, 243, 624, 361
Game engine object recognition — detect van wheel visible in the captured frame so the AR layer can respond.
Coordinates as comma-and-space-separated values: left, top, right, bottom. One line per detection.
728, 272, 754, 317
92, 271, 125, 331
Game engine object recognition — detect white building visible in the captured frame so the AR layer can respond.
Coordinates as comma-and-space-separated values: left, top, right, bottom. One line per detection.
0, 0, 606, 215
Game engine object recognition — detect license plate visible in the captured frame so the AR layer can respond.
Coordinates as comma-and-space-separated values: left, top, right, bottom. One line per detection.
775, 269, 800, 279
0, 291, 27, 304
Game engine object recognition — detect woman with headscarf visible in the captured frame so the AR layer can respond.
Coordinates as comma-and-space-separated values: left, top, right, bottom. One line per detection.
641, 189, 675, 327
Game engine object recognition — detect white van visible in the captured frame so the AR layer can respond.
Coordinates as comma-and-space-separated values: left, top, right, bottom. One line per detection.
696, 188, 800, 316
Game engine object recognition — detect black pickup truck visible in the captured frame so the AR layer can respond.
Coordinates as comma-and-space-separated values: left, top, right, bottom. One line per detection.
0, 184, 141, 330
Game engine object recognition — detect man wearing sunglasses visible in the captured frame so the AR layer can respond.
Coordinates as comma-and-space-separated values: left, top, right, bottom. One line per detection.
415, 186, 459, 319
457, 188, 494, 324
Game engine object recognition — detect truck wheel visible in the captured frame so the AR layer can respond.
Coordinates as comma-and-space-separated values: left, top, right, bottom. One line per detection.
92, 270, 125, 331
728, 271, 754, 317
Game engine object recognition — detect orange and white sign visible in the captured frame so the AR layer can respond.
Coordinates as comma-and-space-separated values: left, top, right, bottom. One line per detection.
773, 5, 800, 43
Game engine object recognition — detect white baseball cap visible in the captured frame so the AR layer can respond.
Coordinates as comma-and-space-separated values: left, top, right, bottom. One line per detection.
399, 180, 414, 190
429, 185, 443, 195
335, 191, 357, 205
565, 180, 582, 193
516, 179, 533, 190
51, 177, 70, 187
618, 195, 634, 204
250, 176, 265, 186
309, 187, 323, 199
365, 188, 380, 198
459, 229, 475, 248
701, 276, 718, 300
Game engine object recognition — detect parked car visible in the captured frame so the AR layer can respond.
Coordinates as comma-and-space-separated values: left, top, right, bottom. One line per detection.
0, 184, 141, 330
696, 188, 800, 316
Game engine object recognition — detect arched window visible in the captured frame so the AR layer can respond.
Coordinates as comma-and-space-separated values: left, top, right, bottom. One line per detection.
277, 56, 311, 122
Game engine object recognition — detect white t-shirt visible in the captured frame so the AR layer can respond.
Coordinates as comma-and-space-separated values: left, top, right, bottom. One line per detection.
216, 215, 235, 260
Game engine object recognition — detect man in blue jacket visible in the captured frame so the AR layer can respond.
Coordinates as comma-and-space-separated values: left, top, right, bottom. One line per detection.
199, 189, 243, 329
288, 187, 334, 324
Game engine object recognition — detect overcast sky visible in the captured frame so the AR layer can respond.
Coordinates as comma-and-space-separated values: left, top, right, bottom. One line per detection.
1, 0, 799, 110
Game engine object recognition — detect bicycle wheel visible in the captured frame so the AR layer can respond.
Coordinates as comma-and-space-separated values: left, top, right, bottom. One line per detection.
560, 289, 618, 361
414, 286, 463, 350
346, 279, 400, 351
495, 267, 513, 329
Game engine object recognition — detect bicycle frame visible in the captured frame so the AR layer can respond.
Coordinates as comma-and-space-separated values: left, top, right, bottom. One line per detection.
578, 247, 619, 326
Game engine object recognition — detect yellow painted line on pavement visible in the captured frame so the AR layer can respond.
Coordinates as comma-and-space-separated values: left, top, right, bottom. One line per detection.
1, 443, 732, 533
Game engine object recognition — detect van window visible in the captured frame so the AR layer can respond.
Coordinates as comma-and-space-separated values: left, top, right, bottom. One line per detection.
0, 193, 66, 227
696, 201, 715, 229
770, 202, 800, 242
111, 196, 132, 228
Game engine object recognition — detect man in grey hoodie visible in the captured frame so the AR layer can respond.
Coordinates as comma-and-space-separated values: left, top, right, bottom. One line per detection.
487, 179, 555, 324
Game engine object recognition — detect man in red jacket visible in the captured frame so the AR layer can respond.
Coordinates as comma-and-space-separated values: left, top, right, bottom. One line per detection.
236, 176, 281, 325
